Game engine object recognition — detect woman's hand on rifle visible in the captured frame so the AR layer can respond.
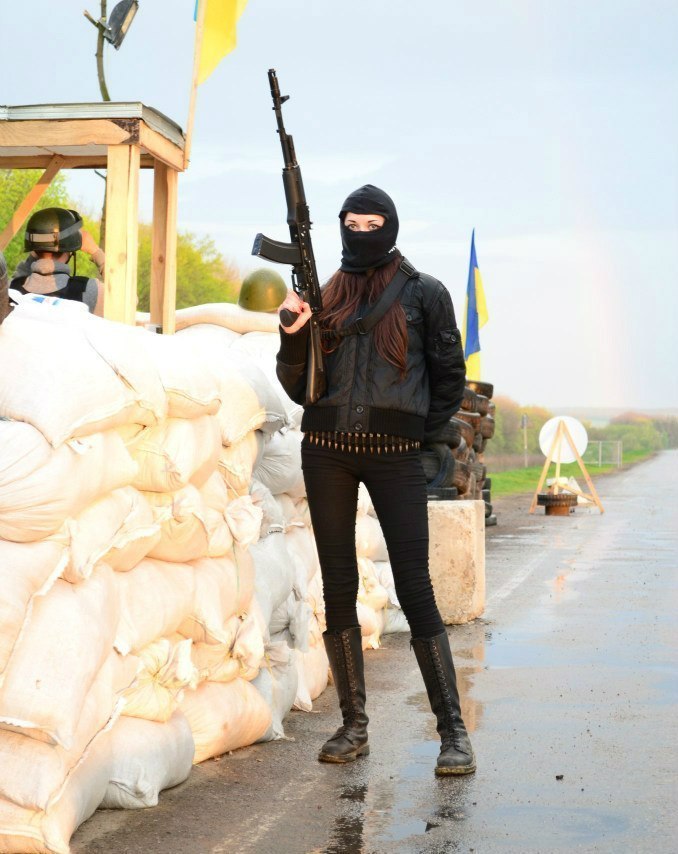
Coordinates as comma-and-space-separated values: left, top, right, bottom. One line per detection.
278, 290, 312, 334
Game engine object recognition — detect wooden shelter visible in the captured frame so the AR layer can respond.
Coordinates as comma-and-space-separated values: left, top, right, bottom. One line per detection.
0, 102, 185, 332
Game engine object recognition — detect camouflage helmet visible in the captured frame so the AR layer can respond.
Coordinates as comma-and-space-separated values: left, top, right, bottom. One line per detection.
24, 207, 83, 253
238, 268, 287, 312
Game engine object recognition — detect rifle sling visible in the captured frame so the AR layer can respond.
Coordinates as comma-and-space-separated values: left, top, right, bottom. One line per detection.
323, 257, 418, 339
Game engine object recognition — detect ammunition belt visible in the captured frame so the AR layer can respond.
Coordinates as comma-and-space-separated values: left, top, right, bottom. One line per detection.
305, 431, 421, 454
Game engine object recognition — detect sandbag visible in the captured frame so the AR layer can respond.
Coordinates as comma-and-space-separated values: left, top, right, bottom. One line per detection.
229, 331, 304, 428
176, 326, 288, 441
139, 332, 222, 419
253, 642, 299, 742
0, 424, 138, 543
218, 431, 262, 498
174, 302, 280, 335
178, 556, 248, 645
224, 495, 263, 546
358, 557, 390, 612
114, 559, 196, 656
0, 566, 120, 750
0, 306, 166, 447
98, 490, 162, 573
250, 533, 296, 630
357, 601, 382, 650
199, 470, 231, 515
0, 727, 113, 854
179, 679, 272, 763
131, 415, 221, 493
249, 478, 285, 538
121, 638, 197, 723
100, 712, 195, 810
0, 652, 137, 812
145, 486, 233, 563
253, 430, 304, 497
355, 513, 389, 562
60, 487, 160, 583
292, 644, 329, 712
231, 612, 265, 680
0, 540, 67, 680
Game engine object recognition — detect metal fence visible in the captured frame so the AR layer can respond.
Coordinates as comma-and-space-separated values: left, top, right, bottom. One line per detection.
583, 440, 623, 467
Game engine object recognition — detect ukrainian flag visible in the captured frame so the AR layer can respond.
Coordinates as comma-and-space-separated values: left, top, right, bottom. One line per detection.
462, 229, 489, 381
194, 0, 249, 84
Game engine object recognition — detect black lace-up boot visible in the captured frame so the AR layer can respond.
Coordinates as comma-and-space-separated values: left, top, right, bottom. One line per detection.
411, 631, 476, 775
318, 627, 370, 763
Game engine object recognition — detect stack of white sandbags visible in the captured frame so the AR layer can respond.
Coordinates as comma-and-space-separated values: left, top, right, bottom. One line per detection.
177, 321, 329, 734
0, 301, 289, 851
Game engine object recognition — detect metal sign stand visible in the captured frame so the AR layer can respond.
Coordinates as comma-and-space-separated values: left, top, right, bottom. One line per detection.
529, 419, 605, 514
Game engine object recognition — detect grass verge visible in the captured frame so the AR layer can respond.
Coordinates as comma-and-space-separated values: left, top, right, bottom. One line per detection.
488, 450, 656, 497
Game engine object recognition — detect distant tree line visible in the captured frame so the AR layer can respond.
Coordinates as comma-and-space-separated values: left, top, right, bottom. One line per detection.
0, 170, 240, 309
485, 396, 678, 458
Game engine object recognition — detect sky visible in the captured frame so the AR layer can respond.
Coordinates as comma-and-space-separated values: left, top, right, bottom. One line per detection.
2, 0, 677, 411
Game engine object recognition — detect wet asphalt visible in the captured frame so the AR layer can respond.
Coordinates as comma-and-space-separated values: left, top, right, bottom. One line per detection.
73, 450, 677, 854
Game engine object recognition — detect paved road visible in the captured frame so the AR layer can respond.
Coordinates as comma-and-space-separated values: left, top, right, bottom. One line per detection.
73, 451, 678, 853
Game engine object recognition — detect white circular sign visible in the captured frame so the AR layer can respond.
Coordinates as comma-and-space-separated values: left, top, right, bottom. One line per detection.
539, 416, 588, 464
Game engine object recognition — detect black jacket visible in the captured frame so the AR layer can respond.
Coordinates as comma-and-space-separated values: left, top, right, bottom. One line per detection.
276, 270, 466, 442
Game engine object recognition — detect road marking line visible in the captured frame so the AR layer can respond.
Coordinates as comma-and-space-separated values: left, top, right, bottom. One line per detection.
485, 552, 548, 611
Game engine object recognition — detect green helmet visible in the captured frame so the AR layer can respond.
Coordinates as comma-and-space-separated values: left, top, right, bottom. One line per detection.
24, 207, 83, 253
238, 268, 287, 312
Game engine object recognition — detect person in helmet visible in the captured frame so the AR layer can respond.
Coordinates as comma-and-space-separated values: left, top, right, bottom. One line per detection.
10, 208, 105, 316
238, 268, 287, 313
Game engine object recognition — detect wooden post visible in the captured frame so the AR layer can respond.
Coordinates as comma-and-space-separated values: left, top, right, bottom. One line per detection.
553, 423, 563, 494
561, 420, 605, 513
104, 144, 140, 324
150, 161, 178, 334
184, 0, 207, 170
0, 154, 64, 251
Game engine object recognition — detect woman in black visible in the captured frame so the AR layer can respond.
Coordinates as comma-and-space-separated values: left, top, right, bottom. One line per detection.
276, 185, 475, 776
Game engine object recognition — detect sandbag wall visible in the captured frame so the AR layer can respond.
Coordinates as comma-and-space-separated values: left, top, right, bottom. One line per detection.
421, 380, 497, 526
0, 300, 406, 853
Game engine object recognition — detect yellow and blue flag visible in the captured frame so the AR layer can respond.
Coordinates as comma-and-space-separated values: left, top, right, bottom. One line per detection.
462, 229, 489, 381
194, 0, 249, 84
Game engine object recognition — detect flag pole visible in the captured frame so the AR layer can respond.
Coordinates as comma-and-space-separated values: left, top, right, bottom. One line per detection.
184, 0, 207, 170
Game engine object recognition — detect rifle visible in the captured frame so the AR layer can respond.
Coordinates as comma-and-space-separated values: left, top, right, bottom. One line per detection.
252, 69, 326, 405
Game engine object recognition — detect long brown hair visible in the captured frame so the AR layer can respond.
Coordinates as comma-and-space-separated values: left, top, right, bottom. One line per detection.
320, 253, 408, 377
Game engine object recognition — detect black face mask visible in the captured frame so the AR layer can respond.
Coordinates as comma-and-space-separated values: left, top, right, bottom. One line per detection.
339, 184, 399, 273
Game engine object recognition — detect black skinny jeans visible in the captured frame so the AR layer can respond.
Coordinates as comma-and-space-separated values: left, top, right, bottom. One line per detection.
301, 440, 445, 639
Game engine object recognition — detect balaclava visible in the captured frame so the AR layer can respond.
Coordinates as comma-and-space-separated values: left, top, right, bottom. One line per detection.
339, 184, 399, 273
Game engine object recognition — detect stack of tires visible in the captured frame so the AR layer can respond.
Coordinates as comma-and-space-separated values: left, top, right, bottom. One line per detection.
423, 380, 497, 528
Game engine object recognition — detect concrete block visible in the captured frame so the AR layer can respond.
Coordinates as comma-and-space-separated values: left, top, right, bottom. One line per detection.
428, 500, 485, 624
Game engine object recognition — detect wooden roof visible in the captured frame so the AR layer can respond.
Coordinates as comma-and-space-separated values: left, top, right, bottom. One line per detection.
0, 102, 185, 171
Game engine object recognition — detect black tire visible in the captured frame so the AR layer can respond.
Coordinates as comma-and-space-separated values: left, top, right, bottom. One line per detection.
484, 477, 492, 490
484, 501, 493, 517
466, 380, 494, 399
473, 432, 484, 452
427, 486, 459, 500
475, 394, 490, 416
488, 401, 496, 415
485, 514, 498, 527
479, 436, 489, 453
461, 387, 479, 412
469, 460, 486, 481
482, 489, 491, 502
452, 459, 471, 492
480, 415, 495, 439
420, 443, 457, 487
427, 418, 462, 448
451, 437, 468, 461
537, 493, 577, 507
451, 416, 475, 448
455, 411, 482, 432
